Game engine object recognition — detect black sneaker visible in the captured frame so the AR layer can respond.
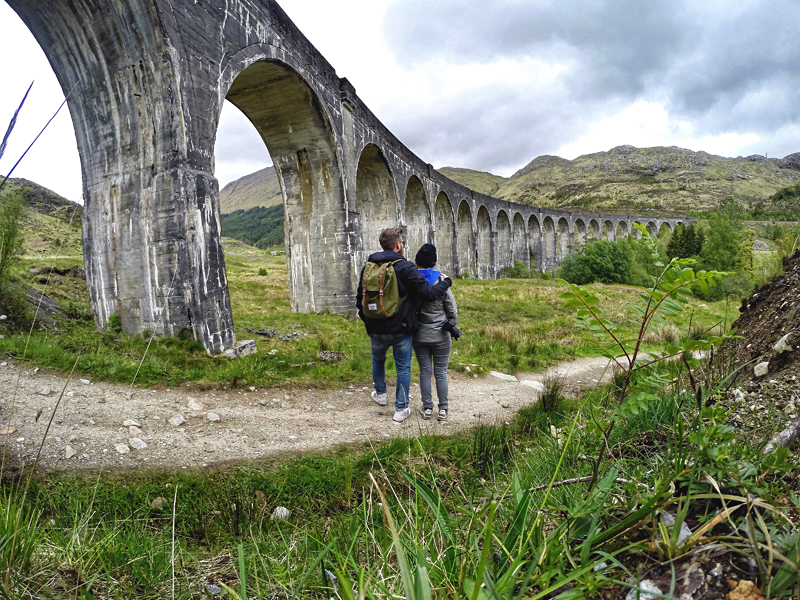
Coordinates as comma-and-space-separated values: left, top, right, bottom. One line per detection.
419, 407, 432, 420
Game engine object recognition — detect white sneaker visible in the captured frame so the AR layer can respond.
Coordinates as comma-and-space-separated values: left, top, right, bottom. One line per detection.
393, 407, 411, 422
371, 390, 387, 406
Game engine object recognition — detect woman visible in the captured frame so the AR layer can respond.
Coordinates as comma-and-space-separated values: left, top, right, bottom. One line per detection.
412, 243, 458, 421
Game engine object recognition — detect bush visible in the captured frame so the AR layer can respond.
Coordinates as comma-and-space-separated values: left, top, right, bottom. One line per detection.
257, 268, 268, 276
555, 241, 629, 285
0, 196, 24, 280
499, 260, 531, 279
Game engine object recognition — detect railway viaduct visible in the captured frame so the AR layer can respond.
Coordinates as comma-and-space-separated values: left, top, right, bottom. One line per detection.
7, 0, 689, 355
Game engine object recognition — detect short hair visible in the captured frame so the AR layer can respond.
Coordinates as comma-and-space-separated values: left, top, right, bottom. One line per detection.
379, 227, 404, 251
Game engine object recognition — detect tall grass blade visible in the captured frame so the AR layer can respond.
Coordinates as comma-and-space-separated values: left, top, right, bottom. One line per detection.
0, 83, 32, 164
288, 539, 333, 600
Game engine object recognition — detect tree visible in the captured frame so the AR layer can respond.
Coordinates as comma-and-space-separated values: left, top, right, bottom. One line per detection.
700, 212, 739, 272
666, 224, 684, 259
0, 196, 24, 280
719, 195, 745, 231
583, 240, 630, 284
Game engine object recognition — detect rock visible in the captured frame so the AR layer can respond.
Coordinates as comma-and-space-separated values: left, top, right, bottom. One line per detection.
489, 371, 518, 382
772, 332, 794, 355
115, 443, 130, 454
624, 580, 662, 600
129, 426, 142, 436
255, 328, 276, 338
204, 584, 223, 596
123, 419, 141, 427
129, 437, 147, 450
659, 512, 692, 545
754, 362, 770, 377
732, 389, 745, 402
64, 445, 77, 459
80, 379, 91, 385
319, 350, 348, 362
222, 339, 257, 359
520, 380, 546, 392
37, 387, 51, 396
0, 426, 17, 435
259, 399, 268, 406
0, 315, 6, 321
207, 412, 220, 422
169, 415, 186, 427
281, 402, 291, 409
249, 386, 256, 392
726, 580, 765, 600
187, 397, 204, 411
150, 497, 166, 509
0, 362, 6, 367
271, 506, 290, 520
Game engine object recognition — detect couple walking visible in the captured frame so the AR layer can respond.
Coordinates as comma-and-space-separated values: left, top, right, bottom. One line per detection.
356, 227, 459, 423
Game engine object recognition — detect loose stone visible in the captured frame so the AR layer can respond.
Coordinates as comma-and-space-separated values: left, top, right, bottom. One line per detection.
207, 412, 220, 422
80, 379, 91, 385
130, 437, 147, 450
37, 387, 51, 396
115, 443, 130, 454
169, 415, 186, 427
187, 397, 203, 411
129, 426, 142, 436
123, 419, 141, 427
64, 445, 77, 459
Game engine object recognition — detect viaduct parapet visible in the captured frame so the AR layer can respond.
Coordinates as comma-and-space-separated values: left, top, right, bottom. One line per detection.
7, 0, 691, 354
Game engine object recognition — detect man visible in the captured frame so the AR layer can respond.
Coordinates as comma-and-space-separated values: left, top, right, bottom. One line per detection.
356, 227, 452, 422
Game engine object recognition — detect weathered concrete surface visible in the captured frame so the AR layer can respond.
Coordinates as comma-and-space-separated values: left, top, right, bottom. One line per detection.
7, 0, 691, 354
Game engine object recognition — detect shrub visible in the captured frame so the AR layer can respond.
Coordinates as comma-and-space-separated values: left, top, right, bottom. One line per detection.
556, 241, 630, 285
499, 260, 530, 279
0, 196, 24, 280
257, 268, 268, 276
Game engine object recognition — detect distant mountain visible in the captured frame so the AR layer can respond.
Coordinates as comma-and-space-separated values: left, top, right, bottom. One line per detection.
442, 146, 800, 216
219, 166, 282, 214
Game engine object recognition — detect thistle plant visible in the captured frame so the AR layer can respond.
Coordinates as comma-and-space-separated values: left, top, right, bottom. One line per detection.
558, 224, 738, 491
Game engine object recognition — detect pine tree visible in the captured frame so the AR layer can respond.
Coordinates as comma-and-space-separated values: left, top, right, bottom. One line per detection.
666, 224, 684, 259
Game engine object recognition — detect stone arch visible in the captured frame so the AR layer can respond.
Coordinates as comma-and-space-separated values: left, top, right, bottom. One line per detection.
646, 221, 658, 236
589, 219, 601, 241
434, 192, 456, 273
457, 201, 476, 278
477, 206, 492, 279
574, 218, 587, 250
355, 144, 399, 255
496, 210, 513, 272
404, 175, 430, 259
542, 216, 557, 269
603, 219, 615, 241
658, 222, 672, 238
512, 213, 528, 266
528, 215, 542, 270
616, 221, 629, 239
227, 60, 350, 321
558, 217, 570, 259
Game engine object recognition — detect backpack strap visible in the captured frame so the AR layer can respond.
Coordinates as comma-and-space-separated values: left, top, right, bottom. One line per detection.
361, 262, 377, 309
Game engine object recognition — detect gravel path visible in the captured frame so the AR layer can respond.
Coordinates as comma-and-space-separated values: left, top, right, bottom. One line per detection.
0, 357, 613, 472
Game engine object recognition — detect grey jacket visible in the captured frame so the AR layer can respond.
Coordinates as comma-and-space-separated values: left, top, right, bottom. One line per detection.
413, 273, 458, 344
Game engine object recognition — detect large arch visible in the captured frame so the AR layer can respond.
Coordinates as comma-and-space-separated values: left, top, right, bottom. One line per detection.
658, 222, 672, 238
542, 216, 557, 269
646, 221, 658, 236
589, 219, 601, 241
574, 218, 587, 250
512, 213, 528, 266
603, 219, 615, 241
355, 144, 399, 255
477, 206, 493, 279
457, 201, 476, 277
528, 215, 542, 270
228, 61, 350, 318
616, 221, 629, 239
558, 217, 570, 259
404, 175, 430, 259
496, 210, 513, 272
434, 192, 456, 273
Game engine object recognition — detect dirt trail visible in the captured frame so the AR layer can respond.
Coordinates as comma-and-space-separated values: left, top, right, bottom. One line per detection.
0, 357, 613, 472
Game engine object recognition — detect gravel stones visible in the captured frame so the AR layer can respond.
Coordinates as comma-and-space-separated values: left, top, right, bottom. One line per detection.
115, 443, 130, 454
187, 397, 204, 411
207, 412, 220, 422
129, 437, 147, 450
129, 426, 142, 436
37, 387, 52, 396
64, 445, 77, 459
123, 419, 141, 427
490, 371, 518, 382
169, 415, 186, 427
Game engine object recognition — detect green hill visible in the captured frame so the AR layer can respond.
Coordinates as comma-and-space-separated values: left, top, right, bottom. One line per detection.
220, 204, 285, 248
436, 167, 508, 197
0, 178, 84, 257
443, 146, 800, 216
219, 166, 282, 214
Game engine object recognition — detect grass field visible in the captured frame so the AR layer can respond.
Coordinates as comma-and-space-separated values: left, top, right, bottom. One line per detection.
1, 238, 731, 389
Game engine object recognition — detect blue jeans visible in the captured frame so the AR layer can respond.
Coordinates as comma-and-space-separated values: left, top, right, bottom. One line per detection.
371, 333, 413, 411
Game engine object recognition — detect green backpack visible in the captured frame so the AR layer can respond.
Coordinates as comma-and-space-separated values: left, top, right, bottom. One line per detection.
361, 259, 406, 319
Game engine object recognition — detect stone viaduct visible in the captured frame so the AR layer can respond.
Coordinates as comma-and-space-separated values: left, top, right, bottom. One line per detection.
8, 0, 689, 355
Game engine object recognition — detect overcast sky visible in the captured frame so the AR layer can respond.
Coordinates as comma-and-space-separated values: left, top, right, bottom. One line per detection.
1, 0, 798, 203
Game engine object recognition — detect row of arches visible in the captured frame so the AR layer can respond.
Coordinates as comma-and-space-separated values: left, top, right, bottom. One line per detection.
353, 143, 683, 277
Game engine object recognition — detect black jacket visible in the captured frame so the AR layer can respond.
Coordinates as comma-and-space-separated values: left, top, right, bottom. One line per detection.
356, 251, 452, 335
